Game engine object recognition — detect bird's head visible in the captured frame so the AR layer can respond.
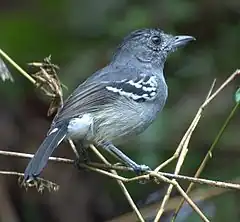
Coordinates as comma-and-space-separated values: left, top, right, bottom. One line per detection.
113, 28, 195, 69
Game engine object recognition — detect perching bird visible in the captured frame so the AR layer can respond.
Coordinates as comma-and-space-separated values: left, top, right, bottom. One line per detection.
24, 28, 195, 180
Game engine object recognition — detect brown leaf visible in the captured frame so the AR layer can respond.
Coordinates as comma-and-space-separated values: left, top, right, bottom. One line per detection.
29, 55, 65, 116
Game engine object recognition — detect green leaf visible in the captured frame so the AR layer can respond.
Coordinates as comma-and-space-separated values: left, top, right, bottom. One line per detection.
235, 88, 240, 103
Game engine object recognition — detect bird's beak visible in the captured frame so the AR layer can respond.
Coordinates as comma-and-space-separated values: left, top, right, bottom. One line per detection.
172, 35, 196, 48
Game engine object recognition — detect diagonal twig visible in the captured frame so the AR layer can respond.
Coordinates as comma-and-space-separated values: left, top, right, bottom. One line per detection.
88, 144, 145, 222
153, 70, 240, 221
0, 49, 36, 84
153, 80, 216, 222
172, 98, 240, 221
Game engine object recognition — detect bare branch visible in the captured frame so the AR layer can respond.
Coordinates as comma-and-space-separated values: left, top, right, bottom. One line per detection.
1, 150, 240, 190
0, 49, 35, 83
153, 70, 240, 221
89, 144, 145, 222
153, 80, 215, 222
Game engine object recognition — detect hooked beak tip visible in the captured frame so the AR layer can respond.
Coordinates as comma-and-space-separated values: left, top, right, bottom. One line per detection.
173, 35, 196, 48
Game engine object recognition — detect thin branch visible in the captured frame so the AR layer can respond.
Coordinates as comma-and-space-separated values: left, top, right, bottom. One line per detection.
147, 173, 210, 222
85, 147, 209, 222
153, 80, 215, 222
88, 144, 145, 222
95, 169, 210, 222
68, 139, 80, 159
154, 79, 216, 173
202, 69, 240, 107
172, 101, 240, 221
171, 180, 209, 222
153, 70, 239, 221
108, 183, 236, 222
0, 49, 36, 84
1, 150, 240, 191
156, 172, 240, 190
0, 170, 59, 192
0, 150, 74, 164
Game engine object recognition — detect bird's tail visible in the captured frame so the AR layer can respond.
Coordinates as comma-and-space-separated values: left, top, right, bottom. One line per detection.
24, 123, 68, 180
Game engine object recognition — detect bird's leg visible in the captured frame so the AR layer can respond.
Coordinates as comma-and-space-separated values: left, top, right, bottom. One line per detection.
73, 141, 90, 170
100, 141, 151, 174
78, 145, 90, 163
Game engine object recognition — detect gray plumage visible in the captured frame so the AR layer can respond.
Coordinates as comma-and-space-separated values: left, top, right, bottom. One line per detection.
0, 57, 13, 82
24, 28, 195, 180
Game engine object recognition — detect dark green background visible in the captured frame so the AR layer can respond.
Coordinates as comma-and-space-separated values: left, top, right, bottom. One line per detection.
0, 0, 239, 221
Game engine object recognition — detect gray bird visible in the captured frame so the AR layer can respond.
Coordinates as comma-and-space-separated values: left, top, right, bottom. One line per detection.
24, 28, 195, 180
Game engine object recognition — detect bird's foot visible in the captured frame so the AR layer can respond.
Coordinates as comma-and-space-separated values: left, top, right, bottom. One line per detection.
74, 144, 90, 170
132, 164, 151, 175
132, 164, 151, 184
74, 156, 90, 171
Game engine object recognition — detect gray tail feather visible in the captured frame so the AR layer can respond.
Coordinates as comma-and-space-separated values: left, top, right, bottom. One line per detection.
24, 123, 68, 180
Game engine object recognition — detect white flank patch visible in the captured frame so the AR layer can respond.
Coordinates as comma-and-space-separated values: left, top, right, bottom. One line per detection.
68, 113, 93, 139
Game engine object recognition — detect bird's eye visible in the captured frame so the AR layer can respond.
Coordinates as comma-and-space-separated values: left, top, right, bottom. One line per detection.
151, 35, 161, 45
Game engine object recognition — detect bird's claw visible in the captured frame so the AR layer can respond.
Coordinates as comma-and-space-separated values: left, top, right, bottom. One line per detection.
133, 164, 151, 175
73, 158, 88, 171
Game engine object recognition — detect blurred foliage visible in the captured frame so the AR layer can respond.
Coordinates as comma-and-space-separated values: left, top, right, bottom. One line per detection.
0, 0, 240, 221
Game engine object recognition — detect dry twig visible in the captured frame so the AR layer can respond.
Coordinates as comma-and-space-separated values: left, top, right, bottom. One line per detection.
172, 70, 240, 221
153, 70, 239, 221
1, 150, 240, 190
88, 144, 145, 222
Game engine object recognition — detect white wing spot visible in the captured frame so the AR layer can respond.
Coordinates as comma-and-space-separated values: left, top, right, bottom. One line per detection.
145, 76, 157, 87
142, 86, 156, 92
49, 127, 58, 135
127, 80, 142, 88
105, 75, 158, 101
106, 86, 120, 93
150, 92, 156, 97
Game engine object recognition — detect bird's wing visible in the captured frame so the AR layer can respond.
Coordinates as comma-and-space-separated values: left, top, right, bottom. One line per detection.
52, 67, 156, 125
